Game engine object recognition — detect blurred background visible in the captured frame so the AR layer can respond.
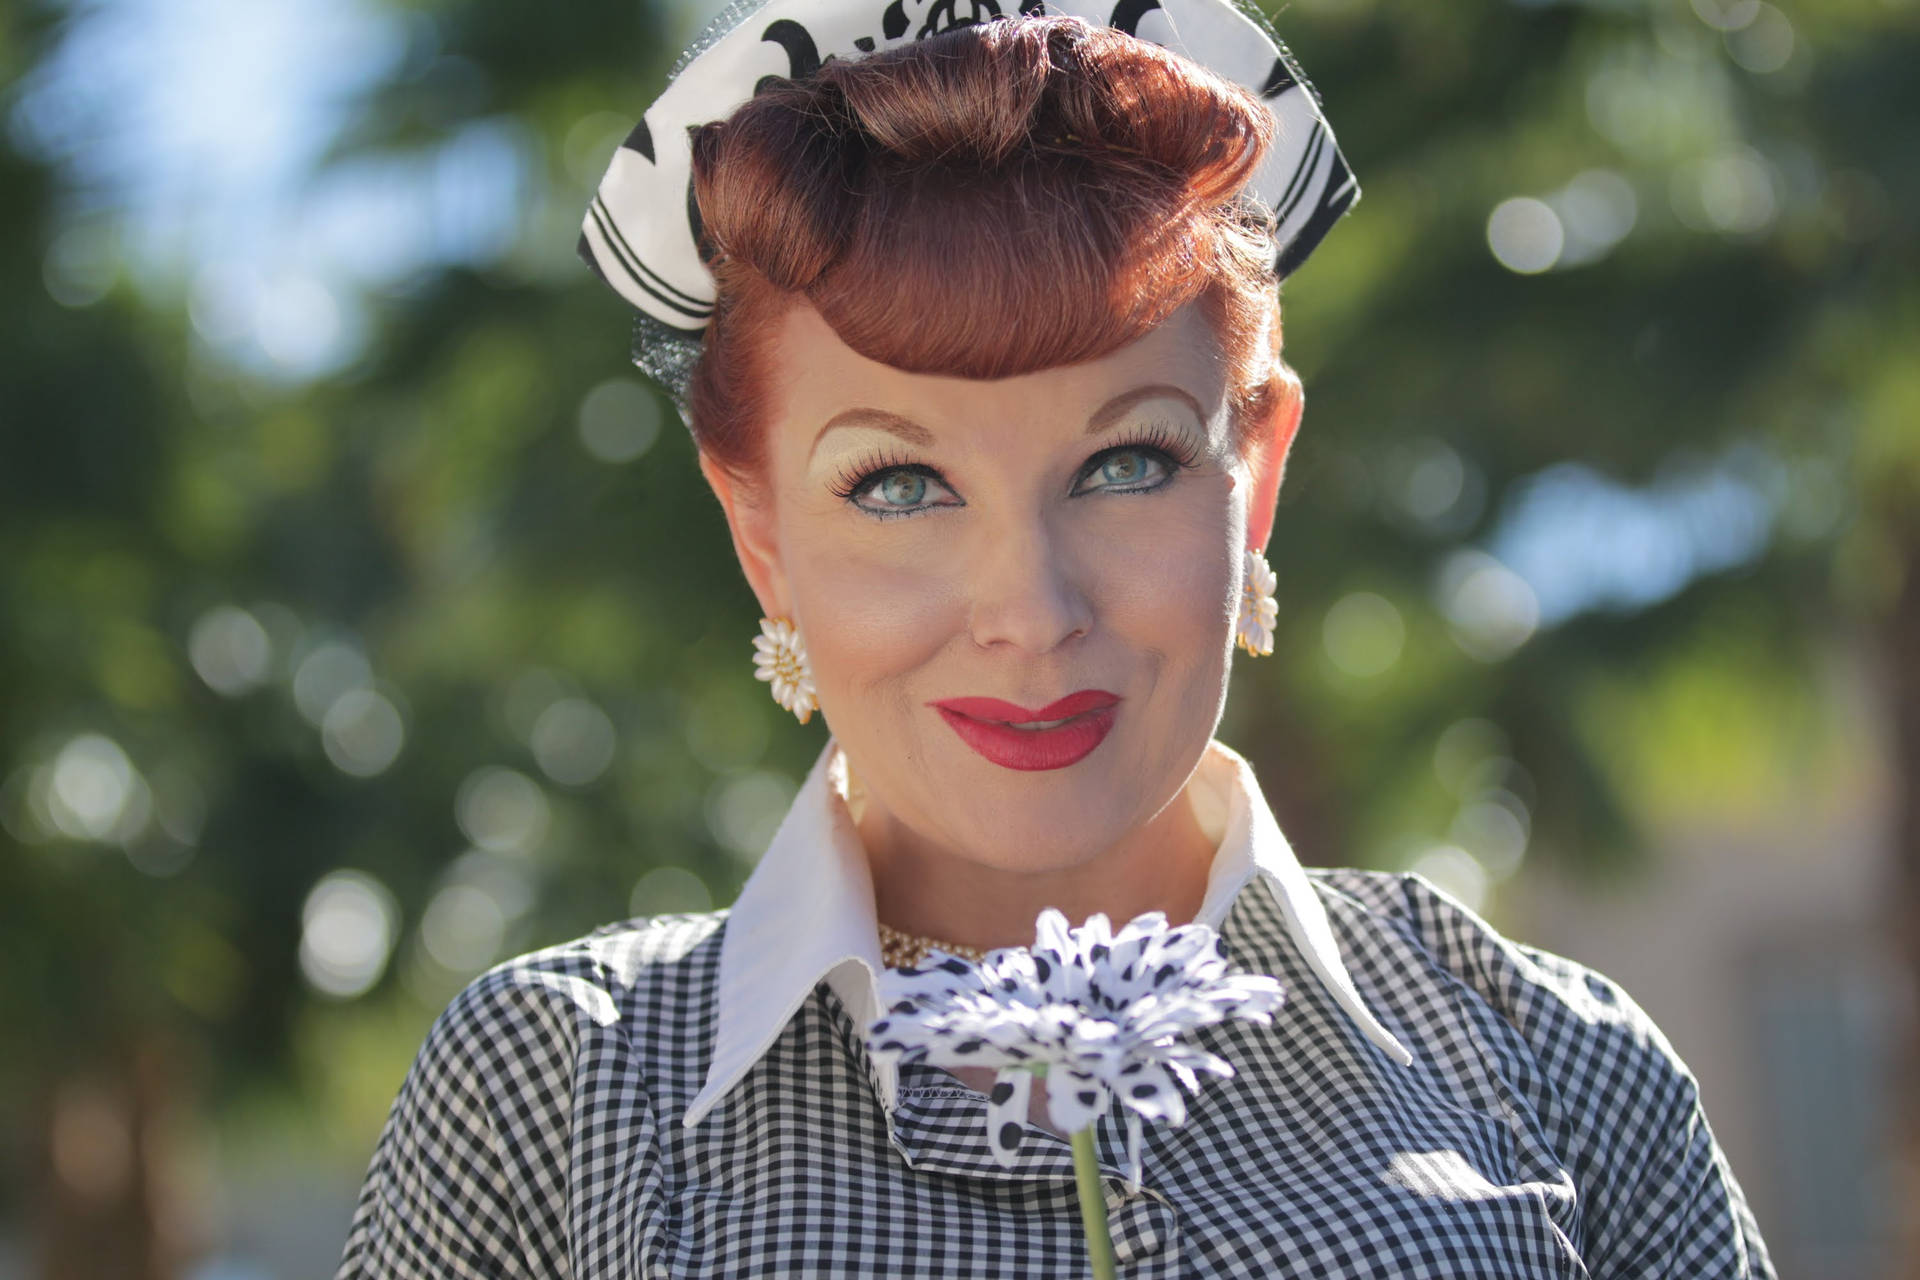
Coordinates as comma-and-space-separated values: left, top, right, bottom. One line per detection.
0, 0, 1914, 1274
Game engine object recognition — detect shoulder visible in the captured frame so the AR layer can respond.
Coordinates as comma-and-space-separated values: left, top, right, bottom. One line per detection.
337, 911, 730, 1277
1303, 869, 1776, 1277
383, 909, 728, 1127
404, 907, 731, 1140
1302, 867, 1686, 1077
432, 908, 730, 1061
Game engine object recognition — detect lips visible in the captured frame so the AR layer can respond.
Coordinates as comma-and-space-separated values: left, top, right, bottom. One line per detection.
928, 690, 1121, 771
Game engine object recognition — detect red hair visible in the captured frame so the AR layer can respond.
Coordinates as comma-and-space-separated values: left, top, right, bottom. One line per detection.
687, 15, 1291, 491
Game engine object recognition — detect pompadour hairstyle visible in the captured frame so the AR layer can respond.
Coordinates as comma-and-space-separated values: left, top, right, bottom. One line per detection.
687, 14, 1292, 488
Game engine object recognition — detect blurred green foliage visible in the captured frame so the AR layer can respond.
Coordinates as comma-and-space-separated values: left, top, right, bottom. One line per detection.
0, 0, 1914, 1270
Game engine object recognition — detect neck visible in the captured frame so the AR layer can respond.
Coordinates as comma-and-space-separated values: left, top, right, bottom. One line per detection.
857, 769, 1219, 953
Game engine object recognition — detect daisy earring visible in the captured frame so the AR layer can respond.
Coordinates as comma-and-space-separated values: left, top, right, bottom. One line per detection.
753, 616, 818, 724
1235, 549, 1278, 657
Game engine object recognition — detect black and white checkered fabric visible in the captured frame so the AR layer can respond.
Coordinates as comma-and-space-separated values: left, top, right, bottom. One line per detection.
336, 868, 1775, 1277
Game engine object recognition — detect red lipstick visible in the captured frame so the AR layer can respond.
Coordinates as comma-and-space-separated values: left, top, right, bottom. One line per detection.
928, 690, 1121, 771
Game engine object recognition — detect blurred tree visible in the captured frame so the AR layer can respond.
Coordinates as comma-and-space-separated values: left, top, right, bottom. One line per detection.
0, 0, 757, 1272
1246, 2, 1919, 1266
0, 0, 1913, 1274
1249, 9, 1920, 1271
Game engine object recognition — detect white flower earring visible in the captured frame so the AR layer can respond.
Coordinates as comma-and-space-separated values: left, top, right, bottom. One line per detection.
752, 616, 817, 724
1235, 549, 1278, 657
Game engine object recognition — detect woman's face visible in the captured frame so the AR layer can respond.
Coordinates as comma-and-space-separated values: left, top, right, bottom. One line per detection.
705, 297, 1296, 875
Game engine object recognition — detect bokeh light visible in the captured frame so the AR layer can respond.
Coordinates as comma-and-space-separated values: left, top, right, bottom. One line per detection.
1449, 793, 1531, 880
577, 377, 662, 464
1436, 551, 1539, 662
630, 865, 714, 918
188, 605, 272, 697
529, 696, 617, 787
1408, 845, 1491, 914
1690, 0, 1760, 31
1724, 4, 1794, 73
292, 639, 373, 726
1384, 437, 1486, 537
1672, 146, 1779, 236
419, 883, 508, 974
42, 221, 119, 309
705, 770, 798, 860
1486, 197, 1564, 274
1322, 592, 1406, 679
299, 870, 399, 999
321, 688, 405, 777
1553, 170, 1639, 267
253, 272, 342, 372
46, 734, 147, 843
454, 766, 550, 856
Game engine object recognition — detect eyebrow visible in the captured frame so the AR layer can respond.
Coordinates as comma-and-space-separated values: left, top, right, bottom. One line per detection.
808, 408, 935, 460
1083, 384, 1206, 436
808, 383, 1205, 460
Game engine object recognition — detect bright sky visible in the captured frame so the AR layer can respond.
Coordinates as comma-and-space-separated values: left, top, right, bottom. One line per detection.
13, 0, 539, 376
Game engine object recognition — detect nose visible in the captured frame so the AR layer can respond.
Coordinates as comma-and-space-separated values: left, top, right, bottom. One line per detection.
964, 509, 1095, 655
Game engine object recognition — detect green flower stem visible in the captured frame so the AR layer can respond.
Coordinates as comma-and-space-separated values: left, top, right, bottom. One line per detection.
1069, 1126, 1118, 1280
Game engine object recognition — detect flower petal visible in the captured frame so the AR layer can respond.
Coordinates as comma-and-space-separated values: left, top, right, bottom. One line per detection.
984, 1068, 1034, 1168
1116, 1061, 1187, 1127
882, 956, 990, 1003
1105, 913, 1167, 992
1125, 1111, 1145, 1194
1161, 1043, 1233, 1085
1046, 1068, 1109, 1133
1033, 907, 1074, 956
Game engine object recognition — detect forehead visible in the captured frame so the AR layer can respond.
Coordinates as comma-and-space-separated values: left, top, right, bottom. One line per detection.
760, 299, 1231, 452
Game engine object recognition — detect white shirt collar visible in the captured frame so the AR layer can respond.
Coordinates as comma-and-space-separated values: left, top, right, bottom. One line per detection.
683, 736, 1413, 1128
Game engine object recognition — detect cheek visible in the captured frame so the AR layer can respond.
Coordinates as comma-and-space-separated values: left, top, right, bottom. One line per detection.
786, 533, 960, 695
1087, 485, 1240, 653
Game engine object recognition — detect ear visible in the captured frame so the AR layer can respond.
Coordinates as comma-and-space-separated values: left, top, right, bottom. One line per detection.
698, 451, 792, 621
1243, 364, 1305, 555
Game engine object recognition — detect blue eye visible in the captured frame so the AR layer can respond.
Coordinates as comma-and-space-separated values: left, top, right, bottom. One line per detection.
1100, 451, 1150, 485
877, 472, 927, 506
1074, 446, 1172, 494
838, 463, 961, 518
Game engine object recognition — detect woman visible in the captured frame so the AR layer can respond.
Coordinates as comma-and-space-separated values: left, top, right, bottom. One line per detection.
338, 5, 1776, 1276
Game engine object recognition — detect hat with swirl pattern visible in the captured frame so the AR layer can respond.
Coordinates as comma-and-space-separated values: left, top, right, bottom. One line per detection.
580, 0, 1357, 405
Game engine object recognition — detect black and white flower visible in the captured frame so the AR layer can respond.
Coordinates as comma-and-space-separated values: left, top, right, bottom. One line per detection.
866, 908, 1285, 1183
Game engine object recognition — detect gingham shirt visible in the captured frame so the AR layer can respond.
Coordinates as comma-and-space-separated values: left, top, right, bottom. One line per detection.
337, 738, 1776, 1278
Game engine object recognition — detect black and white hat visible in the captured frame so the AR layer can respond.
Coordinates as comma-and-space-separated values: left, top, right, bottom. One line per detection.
579, 0, 1357, 405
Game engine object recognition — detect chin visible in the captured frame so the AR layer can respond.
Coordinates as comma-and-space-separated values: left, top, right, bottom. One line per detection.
927, 744, 1152, 863
945, 808, 1126, 875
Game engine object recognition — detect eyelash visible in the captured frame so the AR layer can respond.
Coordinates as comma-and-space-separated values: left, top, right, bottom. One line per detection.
827, 426, 1202, 519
